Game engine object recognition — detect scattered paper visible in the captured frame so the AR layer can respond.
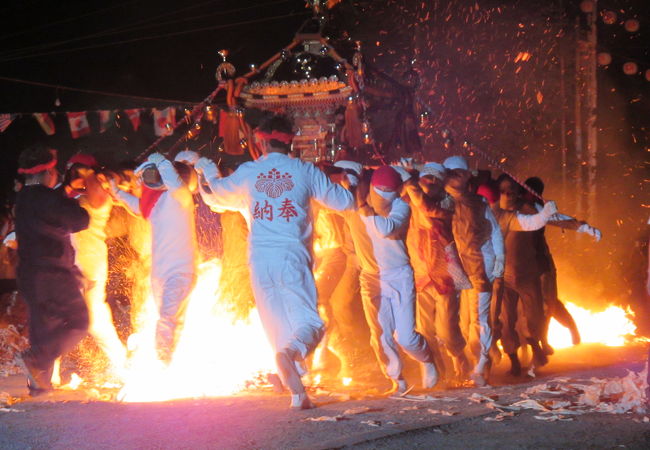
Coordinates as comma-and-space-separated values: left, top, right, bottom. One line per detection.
468, 393, 497, 403
0, 407, 24, 413
533, 415, 573, 422
304, 415, 345, 422
343, 406, 370, 415
484, 411, 515, 422
361, 420, 381, 427
427, 409, 457, 416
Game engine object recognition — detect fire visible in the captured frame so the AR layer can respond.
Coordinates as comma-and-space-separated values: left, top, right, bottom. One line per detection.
547, 302, 637, 350
117, 259, 275, 402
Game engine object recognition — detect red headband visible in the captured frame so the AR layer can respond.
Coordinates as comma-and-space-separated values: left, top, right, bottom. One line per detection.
255, 130, 294, 145
18, 158, 57, 175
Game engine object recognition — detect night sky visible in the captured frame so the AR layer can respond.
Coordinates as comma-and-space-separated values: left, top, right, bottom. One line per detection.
0, 0, 648, 308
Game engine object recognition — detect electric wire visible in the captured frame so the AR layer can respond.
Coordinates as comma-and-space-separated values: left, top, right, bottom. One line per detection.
0, 11, 308, 62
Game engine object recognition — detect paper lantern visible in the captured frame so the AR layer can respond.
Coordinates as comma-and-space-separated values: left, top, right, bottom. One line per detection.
623, 62, 638, 75
645, 69, 650, 82
597, 53, 612, 66
601, 10, 617, 25
579, 1, 594, 13
624, 19, 640, 33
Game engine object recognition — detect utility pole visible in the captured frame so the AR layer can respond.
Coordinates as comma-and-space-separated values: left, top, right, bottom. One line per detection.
585, 2, 598, 224
575, 0, 598, 221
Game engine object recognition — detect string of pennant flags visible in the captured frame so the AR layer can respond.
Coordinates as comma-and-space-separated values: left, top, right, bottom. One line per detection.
0, 106, 207, 138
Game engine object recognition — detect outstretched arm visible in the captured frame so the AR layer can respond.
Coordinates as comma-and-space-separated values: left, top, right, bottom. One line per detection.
195, 157, 246, 211
510, 201, 558, 231
533, 202, 602, 240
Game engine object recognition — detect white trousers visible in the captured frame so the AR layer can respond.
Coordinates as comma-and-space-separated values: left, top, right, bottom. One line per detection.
249, 249, 324, 360
464, 241, 496, 364
152, 272, 195, 356
360, 265, 433, 380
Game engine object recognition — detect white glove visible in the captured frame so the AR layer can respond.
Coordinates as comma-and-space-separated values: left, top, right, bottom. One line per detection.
147, 152, 166, 166
195, 157, 219, 178
346, 174, 359, 187
578, 223, 602, 242
541, 200, 558, 217
391, 165, 412, 182
3, 232, 17, 250
492, 256, 505, 279
174, 150, 200, 166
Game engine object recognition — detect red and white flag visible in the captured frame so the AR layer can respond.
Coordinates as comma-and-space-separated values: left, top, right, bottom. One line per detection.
0, 114, 15, 133
33, 112, 56, 135
67, 111, 91, 139
153, 107, 176, 137
125, 109, 141, 131
99, 110, 115, 133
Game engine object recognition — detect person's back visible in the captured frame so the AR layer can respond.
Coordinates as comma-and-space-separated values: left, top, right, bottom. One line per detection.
196, 114, 353, 409
207, 153, 351, 260
16, 185, 89, 272
14, 145, 90, 395
346, 195, 411, 275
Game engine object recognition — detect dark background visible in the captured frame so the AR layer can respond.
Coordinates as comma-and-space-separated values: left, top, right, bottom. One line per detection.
0, 0, 648, 320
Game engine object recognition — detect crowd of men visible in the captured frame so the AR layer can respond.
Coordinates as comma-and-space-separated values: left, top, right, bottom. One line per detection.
6, 114, 601, 409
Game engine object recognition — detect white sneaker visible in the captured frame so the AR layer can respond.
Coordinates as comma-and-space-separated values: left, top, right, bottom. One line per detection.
421, 362, 439, 389
290, 392, 315, 410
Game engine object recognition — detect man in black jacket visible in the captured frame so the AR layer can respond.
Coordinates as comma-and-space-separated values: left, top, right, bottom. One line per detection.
14, 145, 90, 395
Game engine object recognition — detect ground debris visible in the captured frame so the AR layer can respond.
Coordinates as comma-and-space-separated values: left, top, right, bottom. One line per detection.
533, 414, 573, 422
360, 420, 381, 427
389, 393, 452, 402
427, 408, 458, 416
501, 365, 648, 417
494, 399, 550, 412
484, 411, 515, 422
342, 406, 372, 415
0, 325, 28, 377
468, 393, 498, 403
304, 415, 347, 422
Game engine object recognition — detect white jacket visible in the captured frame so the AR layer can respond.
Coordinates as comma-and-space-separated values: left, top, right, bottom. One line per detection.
199, 152, 354, 260
347, 197, 412, 275
117, 160, 197, 281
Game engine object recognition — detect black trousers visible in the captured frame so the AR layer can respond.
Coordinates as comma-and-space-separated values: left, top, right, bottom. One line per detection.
17, 267, 89, 374
500, 275, 545, 354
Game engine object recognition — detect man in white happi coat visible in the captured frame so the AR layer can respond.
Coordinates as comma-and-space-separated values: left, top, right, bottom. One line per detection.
196, 115, 354, 409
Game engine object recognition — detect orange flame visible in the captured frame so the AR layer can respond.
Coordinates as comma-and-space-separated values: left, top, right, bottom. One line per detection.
117, 259, 275, 402
547, 302, 637, 350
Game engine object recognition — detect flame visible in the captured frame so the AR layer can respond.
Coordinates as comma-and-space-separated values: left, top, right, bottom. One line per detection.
547, 302, 637, 350
342, 377, 352, 387
118, 259, 275, 402
62, 373, 84, 390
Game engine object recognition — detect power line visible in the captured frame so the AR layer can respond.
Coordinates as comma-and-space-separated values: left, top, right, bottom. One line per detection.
0, 75, 196, 106
0, 0, 220, 59
0, 11, 308, 62
0, 0, 143, 42
0, 0, 292, 60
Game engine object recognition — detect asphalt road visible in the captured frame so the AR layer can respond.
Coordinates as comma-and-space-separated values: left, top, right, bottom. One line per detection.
0, 344, 648, 449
